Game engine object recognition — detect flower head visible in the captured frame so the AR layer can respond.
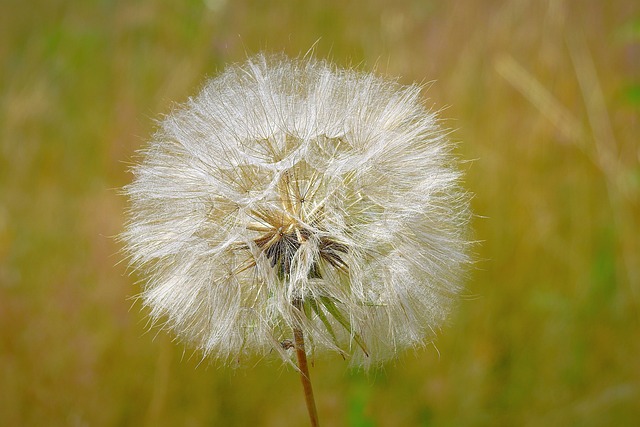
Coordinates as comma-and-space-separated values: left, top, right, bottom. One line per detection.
123, 54, 470, 366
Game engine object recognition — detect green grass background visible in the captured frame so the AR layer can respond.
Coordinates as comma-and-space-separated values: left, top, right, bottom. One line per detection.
2, 0, 639, 425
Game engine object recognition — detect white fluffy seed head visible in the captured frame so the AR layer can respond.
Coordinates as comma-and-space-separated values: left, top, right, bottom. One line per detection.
122, 54, 471, 367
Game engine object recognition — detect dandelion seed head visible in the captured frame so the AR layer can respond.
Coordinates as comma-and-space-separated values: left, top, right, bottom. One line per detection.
122, 54, 471, 366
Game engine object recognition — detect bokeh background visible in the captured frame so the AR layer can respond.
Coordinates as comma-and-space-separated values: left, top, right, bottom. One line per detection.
2, 0, 639, 425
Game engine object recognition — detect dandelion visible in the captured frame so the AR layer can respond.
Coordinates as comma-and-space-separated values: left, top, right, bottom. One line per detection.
122, 53, 470, 426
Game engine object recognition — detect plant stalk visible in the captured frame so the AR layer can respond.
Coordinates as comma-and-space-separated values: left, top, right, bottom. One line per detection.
293, 300, 319, 427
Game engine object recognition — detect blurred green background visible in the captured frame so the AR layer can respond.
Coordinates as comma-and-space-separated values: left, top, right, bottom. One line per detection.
2, 0, 639, 425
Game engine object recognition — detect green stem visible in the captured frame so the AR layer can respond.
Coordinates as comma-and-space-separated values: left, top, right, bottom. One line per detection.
293, 299, 320, 427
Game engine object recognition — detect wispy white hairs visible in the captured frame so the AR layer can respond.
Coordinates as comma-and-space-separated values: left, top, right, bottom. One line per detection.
122, 54, 470, 366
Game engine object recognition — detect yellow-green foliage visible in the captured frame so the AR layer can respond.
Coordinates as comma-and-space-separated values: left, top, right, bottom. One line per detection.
1, 0, 638, 425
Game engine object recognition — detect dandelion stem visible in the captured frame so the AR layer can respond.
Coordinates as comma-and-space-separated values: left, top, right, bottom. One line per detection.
293, 299, 320, 427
